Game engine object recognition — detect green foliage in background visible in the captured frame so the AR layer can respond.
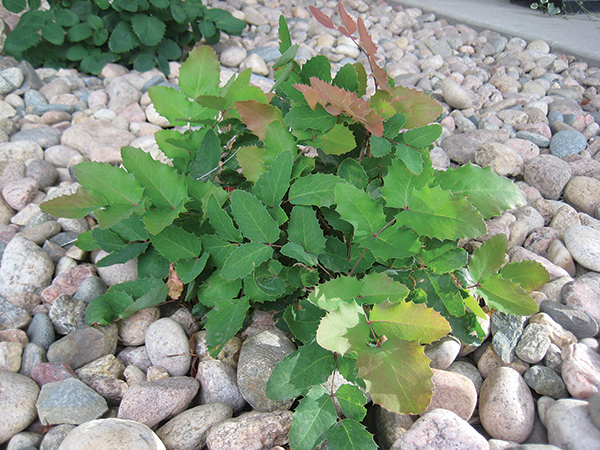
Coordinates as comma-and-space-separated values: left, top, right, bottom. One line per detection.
1, 0, 246, 74
41, 4, 549, 448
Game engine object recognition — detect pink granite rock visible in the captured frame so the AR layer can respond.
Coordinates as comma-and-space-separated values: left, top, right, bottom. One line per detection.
562, 343, 600, 399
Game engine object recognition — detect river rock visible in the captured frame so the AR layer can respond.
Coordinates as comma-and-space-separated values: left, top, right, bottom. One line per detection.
550, 129, 588, 158
57, 418, 166, 450
440, 134, 482, 164
479, 367, 535, 443
475, 141, 523, 177
196, 359, 246, 413
561, 343, 600, 399
422, 369, 477, 421
546, 398, 600, 450
117, 377, 199, 428
26, 313, 55, 350
145, 317, 191, 377
515, 323, 551, 364
564, 225, 600, 272
524, 155, 572, 200
118, 307, 159, 347
206, 410, 293, 450
156, 403, 233, 450
36, 378, 108, 425
563, 176, 600, 216
41, 424, 76, 450
0, 370, 39, 444
237, 329, 296, 412
60, 121, 135, 162
442, 77, 472, 110
47, 324, 118, 370
424, 335, 461, 370
390, 408, 488, 450
540, 300, 599, 339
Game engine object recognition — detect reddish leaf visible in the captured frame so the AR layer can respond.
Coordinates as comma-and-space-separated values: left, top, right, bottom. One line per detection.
235, 100, 283, 140
369, 55, 390, 92
357, 17, 377, 55
337, 2, 357, 36
309, 5, 335, 29
294, 84, 319, 110
167, 263, 184, 300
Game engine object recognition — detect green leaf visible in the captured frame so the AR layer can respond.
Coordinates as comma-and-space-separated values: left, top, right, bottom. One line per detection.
149, 0, 169, 8
197, 270, 241, 308
96, 242, 150, 267
3, 0, 27, 13
170, 2, 185, 22
54, 9, 79, 27
278, 14, 291, 53
370, 135, 392, 157
288, 386, 337, 450
111, 215, 149, 242
131, 14, 166, 46
230, 190, 280, 243
41, 21, 64, 45
108, 21, 139, 53
383, 113, 407, 139
335, 385, 367, 422
363, 225, 421, 263
121, 146, 188, 212
380, 158, 432, 209
87, 290, 133, 325
283, 299, 326, 344
326, 419, 377, 450
289, 174, 345, 207
119, 283, 168, 320
477, 274, 539, 316
137, 247, 170, 279
301, 55, 332, 83
203, 235, 237, 267
176, 252, 210, 284
288, 205, 326, 256
499, 260, 550, 291
312, 123, 356, 155
285, 105, 337, 133
396, 144, 423, 175
40, 188, 106, 219
416, 239, 468, 273
206, 195, 242, 243
189, 129, 222, 181
358, 272, 410, 305
273, 43, 296, 70
263, 121, 297, 165
150, 226, 202, 262
74, 162, 141, 205
317, 300, 368, 355
390, 85, 443, 130
86, 14, 103, 30
75, 230, 99, 251
309, 276, 363, 311
179, 45, 221, 99
370, 300, 451, 344
266, 340, 335, 401
413, 269, 465, 317
333, 63, 359, 93
469, 234, 507, 284
395, 186, 486, 241
156, 37, 182, 61
148, 85, 206, 126
221, 243, 273, 280
95, 204, 139, 229
236, 145, 265, 183
356, 336, 433, 414
205, 296, 250, 356
142, 207, 183, 236
79, 51, 117, 75
3, 24, 41, 54
337, 159, 368, 190
403, 124, 442, 148
92, 227, 125, 252
66, 44, 88, 61
67, 22, 93, 42
281, 241, 318, 266
253, 149, 294, 208
334, 183, 387, 242
434, 163, 526, 220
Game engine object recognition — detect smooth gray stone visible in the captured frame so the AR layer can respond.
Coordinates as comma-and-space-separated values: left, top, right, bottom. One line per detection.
540, 301, 599, 339
27, 313, 55, 350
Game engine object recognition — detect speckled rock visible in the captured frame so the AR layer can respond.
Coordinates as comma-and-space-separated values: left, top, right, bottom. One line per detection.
479, 367, 535, 443
546, 399, 600, 450
118, 307, 159, 347
57, 419, 166, 450
561, 343, 600, 399
0, 370, 39, 444
563, 176, 600, 216
540, 300, 599, 339
145, 318, 191, 377
515, 323, 551, 364
523, 155, 572, 200
422, 369, 477, 421
550, 130, 588, 158
564, 225, 600, 272
196, 359, 246, 413
47, 325, 118, 370
524, 365, 567, 399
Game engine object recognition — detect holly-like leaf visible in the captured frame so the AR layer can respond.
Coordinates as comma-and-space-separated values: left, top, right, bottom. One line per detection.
285, 105, 337, 133
288, 205, 326, 256
95, 242, 150, 267
395, 186, 486, 241
301, 55, 332, 83
142, 207, 182, 236
283, 299, 327, 344
396, 145, 423, 175
309, 276, 363, 311
317, 300, 369, 355
263, 121, 297, 165
326, 419, 377, 450
92, 227, 125, 252
150, 226, 203, 262
235, 145, 265, 183
289, 174, 345, 207
333, 63, 359, 93
370, 300, 451, 344
206, 195, 242, 243
203, 235, 237, 267
41, 188, 106, 219
138, 247, 169, 279
288, 385, 338, 450
337, 2, 358, 36
178, 45, 222, 99
87, 290, 133, 325
358, 272, 410, 305
111, 214, 149, 242
74, 161, 143, 207
499, 260, 550, 291
189, 129, 222, 181
389, 85, 443, 130
370, 135, 392, 157
363, 225, 421, 263
356, 336, 433, 414
309, 5, 335, 29
335, 384, 367, 422
253, 149, 293, 208
266, 340, 335, 401
312, 123, 356, 155
220, 242, 273, 280
477, 274, 539, 316
235, 100, 283, 140
281, 241, 318, 266
197, 270, 242, 308
469, 234, 508, 285
119, 283, 168, 320
403, 124, 442, 149
205, 296, 251, 357
434, 163, 526, 220
383, 113, 407, 139
334, 183, 387, 242
131, 14, 165, 46
416, 239, 468, 274
413, 269, 466, 318
149, 86, 206, 126
174, 253, 209, 284
121, 147, 187, 212
230, 190, 280, 243
381, 158, 432, 209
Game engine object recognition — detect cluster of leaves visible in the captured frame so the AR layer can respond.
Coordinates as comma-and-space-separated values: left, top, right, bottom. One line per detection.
41, 4, 549, 449
530, 0, 562, 14
1, 0, 245, 75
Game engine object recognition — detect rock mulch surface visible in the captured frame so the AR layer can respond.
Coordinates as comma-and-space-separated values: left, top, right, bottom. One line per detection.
1, 0, 600, 448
